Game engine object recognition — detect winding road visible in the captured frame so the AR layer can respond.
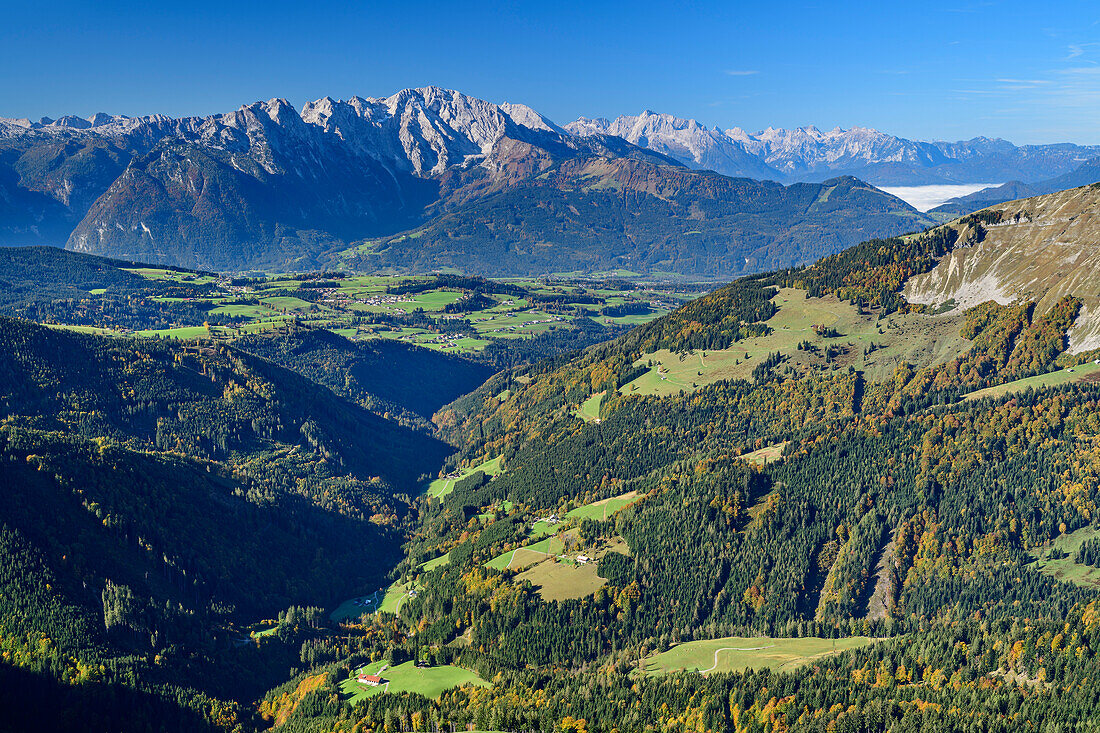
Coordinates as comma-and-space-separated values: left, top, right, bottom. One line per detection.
699, 644, 776, 674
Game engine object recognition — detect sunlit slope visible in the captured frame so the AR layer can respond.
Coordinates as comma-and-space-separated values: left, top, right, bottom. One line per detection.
622, 287, 970, 394
903, 184, 1100, 352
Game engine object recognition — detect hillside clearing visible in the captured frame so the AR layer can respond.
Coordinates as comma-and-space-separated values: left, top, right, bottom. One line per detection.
426, 456, 503, 499
330, 579, 418, 622
339, 660, 489, 705
642, 636, 875, 675
1032, 525, 1100, 589
739, 442, 787, 467
527, 491, 639, 539
514, 537, 630, 601
964, 361, 1100, 402
576, 391, 605, 422
620, 288, 970, 396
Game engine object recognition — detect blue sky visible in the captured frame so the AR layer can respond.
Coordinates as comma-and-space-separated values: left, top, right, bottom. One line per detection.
2, 0, 1099, 144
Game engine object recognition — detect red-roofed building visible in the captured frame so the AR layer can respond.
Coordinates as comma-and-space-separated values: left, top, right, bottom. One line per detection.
357, 674, 385, 687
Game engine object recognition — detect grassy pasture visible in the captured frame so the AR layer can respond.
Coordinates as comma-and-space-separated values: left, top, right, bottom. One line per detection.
1032, 525, 1100, 589
488, 491, 639, 571
515, 537, 629, 601
261, 296, 316, 312
514, 559, 607, 600
209, 303, 269, 318
420, 553, 451, 571
484, 535, 567, 571
48, 324, 115, 335
529, 491, 639, 538
329, 580, 417, 622
339, 660, 489, 705
620, 288, 970, 397
408, 290, 464, 310
620, 288, 972, 396
566, 492, 639, 522
133, 326, 212, 339
964, 362, 1100, 402
643, 636, 875, 676
576, 391, 605, 422
426, 456, 503, 499
739, 442, 788, 467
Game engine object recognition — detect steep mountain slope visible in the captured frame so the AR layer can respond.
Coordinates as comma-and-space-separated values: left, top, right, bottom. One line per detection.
2, 90, 928, 275
231, 326, 495, 429
905, 184, 1100, 351
350, 168, 930, 278
569, 111, 1100, 185
0, 317, 447, 488
0, 315, 464, 727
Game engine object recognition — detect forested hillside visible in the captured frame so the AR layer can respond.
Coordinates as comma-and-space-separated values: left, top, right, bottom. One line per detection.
349, 172, 929, 278
0, 317, 450, 729
269, 193, 1100, 732
11, 190, 1100, 732
231, 326, 494, 430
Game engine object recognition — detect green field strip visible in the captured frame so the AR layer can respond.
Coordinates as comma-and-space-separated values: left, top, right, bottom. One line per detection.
643, 636, 875, 675
426, 456, 503, 499
576, 391, 605, 422
964, 361, 1100, 402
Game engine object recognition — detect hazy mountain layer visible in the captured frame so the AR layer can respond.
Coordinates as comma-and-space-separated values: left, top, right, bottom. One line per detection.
569, 111, 1100, 185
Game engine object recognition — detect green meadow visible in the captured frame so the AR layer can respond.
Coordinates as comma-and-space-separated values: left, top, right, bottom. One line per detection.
1032, 525, 1100, 589
339, 660, 489, 705
965, 361, 1100, 402
426, 456, 503, 499
642, 636, 875, 675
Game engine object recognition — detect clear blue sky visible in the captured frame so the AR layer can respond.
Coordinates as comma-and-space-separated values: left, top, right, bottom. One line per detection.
2, 0, 1099, 144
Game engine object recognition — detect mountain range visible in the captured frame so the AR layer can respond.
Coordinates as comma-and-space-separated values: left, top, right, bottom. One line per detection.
6, 88, 1100, 276
0, 89, 933, 275
569, 111, 1100, 186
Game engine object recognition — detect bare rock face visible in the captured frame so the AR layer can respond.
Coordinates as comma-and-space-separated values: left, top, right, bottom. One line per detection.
902, 185, 1100, 352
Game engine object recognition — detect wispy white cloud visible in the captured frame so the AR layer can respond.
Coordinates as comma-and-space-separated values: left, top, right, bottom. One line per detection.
1066, 42, 1100, 62
723, 69, 759, 76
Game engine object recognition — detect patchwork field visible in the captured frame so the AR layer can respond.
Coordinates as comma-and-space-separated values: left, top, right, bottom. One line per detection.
642, 636, 875, 676
964, 361, 1100, 402
1032, 526, 1100, 589
486, 491, 639, 597
73, 269, 694, 356
484, 534, 568, 571
621, 288, 971, 396
339, 660, 489, 705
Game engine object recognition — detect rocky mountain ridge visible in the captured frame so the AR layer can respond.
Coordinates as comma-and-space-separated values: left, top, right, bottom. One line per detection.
0, 88, 926, 272
568, 111, 1100, 185
903, 184, 1100, 352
